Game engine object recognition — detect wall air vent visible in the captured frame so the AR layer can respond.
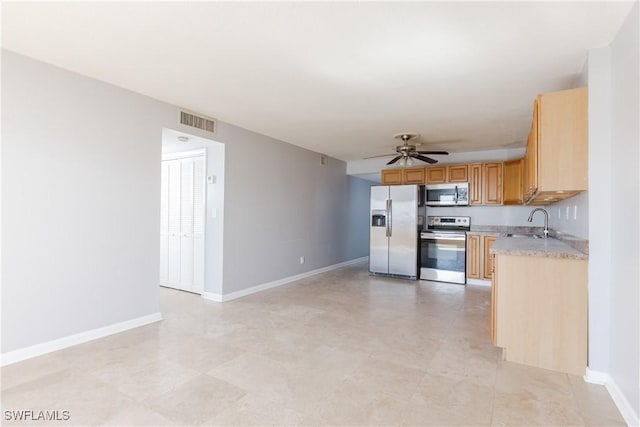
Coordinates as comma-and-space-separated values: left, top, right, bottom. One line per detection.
179, 109, 216, 134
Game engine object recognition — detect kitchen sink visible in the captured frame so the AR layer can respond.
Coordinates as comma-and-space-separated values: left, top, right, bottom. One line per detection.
504, 233, 545, 239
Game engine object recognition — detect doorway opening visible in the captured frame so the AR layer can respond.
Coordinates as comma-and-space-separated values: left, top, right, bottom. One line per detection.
160, 128, 225, 296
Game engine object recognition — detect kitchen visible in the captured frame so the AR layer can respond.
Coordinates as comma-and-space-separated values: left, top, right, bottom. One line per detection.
1, 2, 637, 426
368, 86, 590, 375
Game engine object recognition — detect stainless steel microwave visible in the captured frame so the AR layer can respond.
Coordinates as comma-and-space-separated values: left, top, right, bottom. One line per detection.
425, 182, 469, 206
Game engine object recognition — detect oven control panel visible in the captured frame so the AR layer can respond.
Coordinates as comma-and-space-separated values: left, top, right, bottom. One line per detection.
427, 216, 470, 229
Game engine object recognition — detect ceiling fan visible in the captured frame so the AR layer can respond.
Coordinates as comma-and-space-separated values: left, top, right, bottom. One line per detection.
366, 133, 449, 166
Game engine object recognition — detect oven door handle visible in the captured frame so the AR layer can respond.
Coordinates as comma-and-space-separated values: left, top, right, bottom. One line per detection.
422, 234, 466, 242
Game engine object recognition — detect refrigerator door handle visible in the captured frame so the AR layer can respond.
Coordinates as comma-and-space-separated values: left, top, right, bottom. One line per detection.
386, 199, 392, 237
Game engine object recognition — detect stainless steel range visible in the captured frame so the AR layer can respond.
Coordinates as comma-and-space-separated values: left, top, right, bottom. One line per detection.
420, 216, 470, 284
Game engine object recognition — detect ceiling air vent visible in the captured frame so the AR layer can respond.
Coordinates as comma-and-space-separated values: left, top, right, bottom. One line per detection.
179, 109, 216, 134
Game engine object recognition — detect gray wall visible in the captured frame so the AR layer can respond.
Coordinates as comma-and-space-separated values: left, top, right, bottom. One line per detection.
608, 2, 639, 417
584, 3, 639, 421
1, 50, 172, 352
213, 121, 370, 293
2, 50, 370, 354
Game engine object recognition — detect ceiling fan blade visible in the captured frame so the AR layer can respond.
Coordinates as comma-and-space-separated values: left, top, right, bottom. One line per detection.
363, 153, 396, 159
417, 151, 449, 155
413, 154, 438, 164
386, 156, 402, 165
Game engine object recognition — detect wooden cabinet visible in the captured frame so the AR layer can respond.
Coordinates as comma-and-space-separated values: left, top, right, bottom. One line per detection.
466, 233, 498, 281
426, 165, 469, 184
425, 166, 446, 184
524, 101, 539, 201
469, 164, 482, 205
447, 165, 468, 182
466, 234, 481, 279
403, 167, 426, 184
483, 235, 497, 279
483, 163, 502, 205
503, 158, 524, 205
469, 163, 502, 205
381, 169, 403, 185
381, 167, 426, 185
524, 87, 587, 204
492, 254, 587, 375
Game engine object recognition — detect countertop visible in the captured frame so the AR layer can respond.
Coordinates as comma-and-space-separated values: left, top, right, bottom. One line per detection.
490, 235, 588, 260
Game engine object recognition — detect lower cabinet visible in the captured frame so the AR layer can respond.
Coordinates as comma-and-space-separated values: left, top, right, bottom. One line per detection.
466, 233, 498, 281
492, 254, 587, 376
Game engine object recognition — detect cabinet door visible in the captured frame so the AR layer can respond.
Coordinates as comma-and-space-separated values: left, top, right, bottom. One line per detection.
403, 167, 426, 184
524, 100, 539, 202
466, 234, 481, 279
483, 163, 503, 205
503, 158, 524, 205
425, 166, 446, 184
537, 87, 588, 193
159, 162, 170, 285
448, 165, 468, 182
483, 235, 497, 279
381, 169, 403, 185
469, 164, 482, 205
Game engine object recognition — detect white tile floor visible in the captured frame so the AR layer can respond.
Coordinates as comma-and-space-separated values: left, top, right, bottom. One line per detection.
1, 262, 626, 426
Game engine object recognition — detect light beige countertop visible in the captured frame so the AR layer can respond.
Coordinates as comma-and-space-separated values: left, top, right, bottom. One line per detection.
490, 235, 588, 260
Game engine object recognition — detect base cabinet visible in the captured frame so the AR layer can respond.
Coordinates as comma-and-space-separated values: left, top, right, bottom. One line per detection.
492, 254, 587, 376
466, 233, 498, 281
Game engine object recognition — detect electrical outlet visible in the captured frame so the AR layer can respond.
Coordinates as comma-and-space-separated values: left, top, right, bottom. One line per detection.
299, 256, 305, 265
565, 206, 570, 220
207, 175, 216, 184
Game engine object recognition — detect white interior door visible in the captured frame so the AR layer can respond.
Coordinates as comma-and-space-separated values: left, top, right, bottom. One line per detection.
159, 162, 169, 285
160, 153, 205, 294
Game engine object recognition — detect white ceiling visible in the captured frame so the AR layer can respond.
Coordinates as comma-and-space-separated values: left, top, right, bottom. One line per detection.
1, 2, 633, 161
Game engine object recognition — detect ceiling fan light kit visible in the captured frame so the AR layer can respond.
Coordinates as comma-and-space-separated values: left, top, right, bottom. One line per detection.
382, 132, 449, 166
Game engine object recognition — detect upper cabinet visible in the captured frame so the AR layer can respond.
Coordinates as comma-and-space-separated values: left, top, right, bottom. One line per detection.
381, 167, 425, 185
483, 163, 503, 205
469, 164, 483, 205
469, 162, 502, 205
425, 165, 468, 184
524, 87, 588, 204
403, 167, 426, 184
447, 165, 468, 182
381, 169, 403, 185
503, 158, 525, 205
425, 166, 447, 184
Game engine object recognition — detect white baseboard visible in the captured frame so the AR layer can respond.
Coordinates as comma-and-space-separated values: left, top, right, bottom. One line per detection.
585, 368, 639, 426
203, 256, 369, 303
1, 312, 162, 367
466, 278, 491, 287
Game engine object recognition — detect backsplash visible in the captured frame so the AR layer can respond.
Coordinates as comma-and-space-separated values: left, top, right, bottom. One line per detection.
547, 191, 588, 239
426, 205, 538, 227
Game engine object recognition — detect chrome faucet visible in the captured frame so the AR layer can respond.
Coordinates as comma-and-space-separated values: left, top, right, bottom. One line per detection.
528, 208, 550, 238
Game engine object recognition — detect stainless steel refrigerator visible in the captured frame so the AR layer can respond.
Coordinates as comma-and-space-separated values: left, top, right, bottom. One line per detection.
369, 184, 419, 279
